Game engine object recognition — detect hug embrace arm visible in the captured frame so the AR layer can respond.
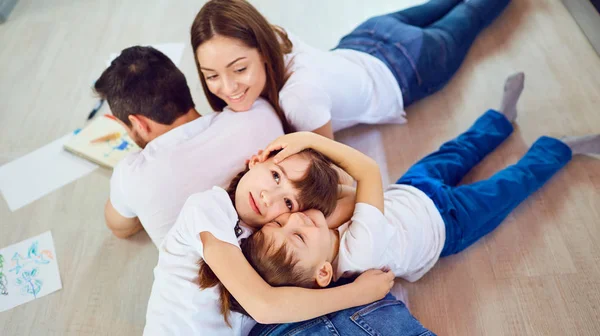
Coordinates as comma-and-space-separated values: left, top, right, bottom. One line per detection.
200, 232, 394, 324
260, 132, 384, 213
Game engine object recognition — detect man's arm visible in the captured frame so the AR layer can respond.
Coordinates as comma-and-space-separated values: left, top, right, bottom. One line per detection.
104, 199, 143, 238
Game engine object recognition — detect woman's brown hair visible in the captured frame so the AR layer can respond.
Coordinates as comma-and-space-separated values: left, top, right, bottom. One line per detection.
197, 149, 339, 325
191, 0, 294, 133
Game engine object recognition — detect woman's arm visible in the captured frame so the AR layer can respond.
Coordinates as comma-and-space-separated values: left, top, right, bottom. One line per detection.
261, 132, 384, 212
201, 232, 394, 324
311, 120, 334, 139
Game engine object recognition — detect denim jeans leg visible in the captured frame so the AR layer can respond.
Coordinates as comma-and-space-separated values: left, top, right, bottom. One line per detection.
249, 293, 435, 336
440, 136, 572, 256
397, 109, 513, 187
334, 0, 511, 105
390, 0, 463, 27
404, 0, 511, 104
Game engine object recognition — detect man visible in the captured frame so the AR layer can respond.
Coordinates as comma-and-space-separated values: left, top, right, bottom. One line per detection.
95, 46, 283, 247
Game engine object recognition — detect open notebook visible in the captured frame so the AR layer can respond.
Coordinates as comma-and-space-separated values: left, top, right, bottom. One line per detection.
63, 115, 140, 168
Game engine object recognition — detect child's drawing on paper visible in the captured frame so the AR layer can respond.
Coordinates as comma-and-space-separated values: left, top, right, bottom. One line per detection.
8, 241, 54, 299
103, 133, 136, 158
0, 254, 8, 295
9, 241, 53, 274
0, 231, 62, 312
15, 268, 43, 298
63, 116, 141, 168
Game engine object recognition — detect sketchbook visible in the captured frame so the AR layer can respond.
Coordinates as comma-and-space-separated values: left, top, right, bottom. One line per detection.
63, 116, 140, 168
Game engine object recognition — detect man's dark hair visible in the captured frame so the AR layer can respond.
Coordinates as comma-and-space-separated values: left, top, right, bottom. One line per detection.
94, 46, 195, 126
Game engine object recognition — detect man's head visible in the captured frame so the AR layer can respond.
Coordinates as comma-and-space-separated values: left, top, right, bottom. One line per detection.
94, 46, 196, 148
228, 149, 339, 228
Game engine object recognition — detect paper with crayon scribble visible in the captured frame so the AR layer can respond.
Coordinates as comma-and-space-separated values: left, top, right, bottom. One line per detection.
0, 231, 62, 312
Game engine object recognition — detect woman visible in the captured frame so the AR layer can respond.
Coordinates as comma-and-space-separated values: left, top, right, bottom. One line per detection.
191, 0, 511, 138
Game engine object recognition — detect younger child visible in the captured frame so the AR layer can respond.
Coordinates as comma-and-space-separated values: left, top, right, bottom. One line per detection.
241, 73, 600, 289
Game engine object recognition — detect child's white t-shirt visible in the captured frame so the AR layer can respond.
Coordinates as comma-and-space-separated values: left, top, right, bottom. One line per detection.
280, 30, 405, 133
143, 187, 256, 336
335, 184, 446, 283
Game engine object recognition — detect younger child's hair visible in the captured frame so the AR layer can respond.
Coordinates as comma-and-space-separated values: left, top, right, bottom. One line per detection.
197, 148, 339, 325
241, 229, 317, 289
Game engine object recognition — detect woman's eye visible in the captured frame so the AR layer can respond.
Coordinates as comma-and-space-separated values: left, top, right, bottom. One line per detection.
272, 171, 280, 183
285, 199, 293, 211
205, 74, 218, 81
235, 67, 247, 73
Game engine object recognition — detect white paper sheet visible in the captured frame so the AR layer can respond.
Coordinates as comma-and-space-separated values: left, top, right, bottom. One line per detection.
0, 231, 62, 312
107, 42, 185, 66
0, 133, 98, 211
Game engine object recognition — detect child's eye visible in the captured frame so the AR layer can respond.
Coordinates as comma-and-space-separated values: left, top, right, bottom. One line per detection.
285, 198, 293, 211
235, 67, 247, 73
295, 233, 304, 243
274, 221, 282, 227
272, 171, 280, 183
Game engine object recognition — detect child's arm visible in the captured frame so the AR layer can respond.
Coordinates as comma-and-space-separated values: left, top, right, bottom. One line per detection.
201, 232, 394, 324
332, 164, 354, 186
260, 132, 384, 212
326, 185, 356, 229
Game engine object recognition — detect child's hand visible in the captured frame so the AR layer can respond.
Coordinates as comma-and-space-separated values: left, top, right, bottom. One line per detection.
259, 132, 323, 163
245, 150, 264, 166
352, 269, 395, 304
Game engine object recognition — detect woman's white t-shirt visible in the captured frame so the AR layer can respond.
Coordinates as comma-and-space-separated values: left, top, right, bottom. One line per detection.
143, 187, 255, 336
280, 30, 405, 133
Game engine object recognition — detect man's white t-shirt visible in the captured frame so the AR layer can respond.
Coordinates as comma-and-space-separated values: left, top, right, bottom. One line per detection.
144, 187, 255, 336
335, 184, 446, 283
280, 30, 405, 133
109, 98, 283, 247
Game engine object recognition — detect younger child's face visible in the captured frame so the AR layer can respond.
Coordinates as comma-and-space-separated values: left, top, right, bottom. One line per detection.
260, 210, 333, 271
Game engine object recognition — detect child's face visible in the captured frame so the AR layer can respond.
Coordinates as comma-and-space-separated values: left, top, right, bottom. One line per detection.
235, 154, 311, 228
260, 210, 333, 271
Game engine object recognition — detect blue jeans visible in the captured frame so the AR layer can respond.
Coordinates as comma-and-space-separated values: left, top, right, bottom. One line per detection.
335, 0, 511, 106
249, 293, 435, 336
396, 110, 572, 256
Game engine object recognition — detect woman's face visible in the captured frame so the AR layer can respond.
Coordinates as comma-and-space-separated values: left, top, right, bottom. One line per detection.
196, 35, 267, 112
235, 154, 311, 228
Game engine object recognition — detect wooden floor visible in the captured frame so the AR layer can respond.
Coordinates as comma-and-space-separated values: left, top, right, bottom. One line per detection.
1, 0, 599, 335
